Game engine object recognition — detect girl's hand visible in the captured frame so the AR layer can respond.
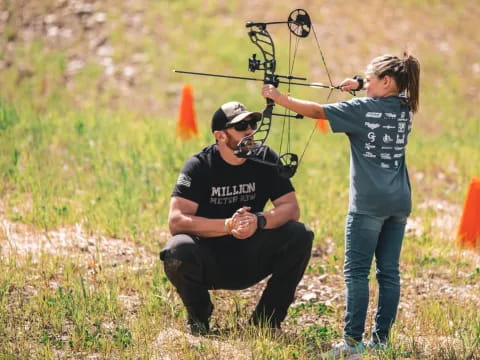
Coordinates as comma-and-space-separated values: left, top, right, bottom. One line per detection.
339, 78, 361, 92
262, 84, 281, 101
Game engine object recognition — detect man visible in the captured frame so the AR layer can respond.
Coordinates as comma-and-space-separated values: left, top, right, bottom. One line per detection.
160, 101, 313, 335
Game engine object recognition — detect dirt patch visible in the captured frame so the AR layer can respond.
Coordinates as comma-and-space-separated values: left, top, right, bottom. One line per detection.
0, 212, 155, 268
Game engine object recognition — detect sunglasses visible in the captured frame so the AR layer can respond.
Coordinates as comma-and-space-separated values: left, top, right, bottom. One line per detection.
226, 120, 259, 131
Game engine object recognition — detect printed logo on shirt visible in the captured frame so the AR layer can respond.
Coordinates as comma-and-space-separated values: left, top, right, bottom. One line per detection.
364, 143, 376, 150
380, 153, 392, 160
381, 162, 390, 169
176, 173, 192, 187
394, 146, 404, 151
383, 125, 396, 130
363, 152, 376, 158
398, 122, 406, 133
383, 134, 394, 143
367, 132, 376, 142
393, 153, 403, 158
396, 134, 405, 144
381, 146, 393, 150
365, 122, 380, 130
209, 183, 256, 205
385, 112, 397, 119
366, 112, 382, 118
394, 160, 399, 167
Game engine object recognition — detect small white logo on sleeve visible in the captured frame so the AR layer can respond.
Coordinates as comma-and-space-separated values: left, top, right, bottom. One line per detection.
176, 173, 192, 187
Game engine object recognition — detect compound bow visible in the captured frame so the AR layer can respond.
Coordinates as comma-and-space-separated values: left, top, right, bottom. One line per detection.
174, 9, 342, 178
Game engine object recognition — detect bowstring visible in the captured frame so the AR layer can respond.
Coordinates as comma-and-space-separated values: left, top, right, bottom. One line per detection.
298, 21, 334, 166
281, 30, 301, 157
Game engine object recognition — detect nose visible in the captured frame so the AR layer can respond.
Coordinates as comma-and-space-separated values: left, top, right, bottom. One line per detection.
245, 125, 255, 135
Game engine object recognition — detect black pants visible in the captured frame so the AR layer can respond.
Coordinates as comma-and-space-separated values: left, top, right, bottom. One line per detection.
160, 221, 313, 328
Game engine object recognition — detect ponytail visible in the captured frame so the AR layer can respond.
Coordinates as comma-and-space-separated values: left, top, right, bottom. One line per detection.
366, 53, 421, 113
401, 53, 420, 113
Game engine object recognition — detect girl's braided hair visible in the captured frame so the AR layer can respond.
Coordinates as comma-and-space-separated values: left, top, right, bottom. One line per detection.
366, 52, 420, 113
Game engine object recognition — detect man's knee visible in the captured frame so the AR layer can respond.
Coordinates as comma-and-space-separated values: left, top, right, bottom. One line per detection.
160, 234, 198, 261
160, 234, 200, 279
285, 221, 314, 251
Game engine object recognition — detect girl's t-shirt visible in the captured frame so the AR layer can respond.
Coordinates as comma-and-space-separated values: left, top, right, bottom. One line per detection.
323, 96, 412, 216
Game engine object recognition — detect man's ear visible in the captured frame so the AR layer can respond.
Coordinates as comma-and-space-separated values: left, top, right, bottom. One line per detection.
214, 130, 226, 143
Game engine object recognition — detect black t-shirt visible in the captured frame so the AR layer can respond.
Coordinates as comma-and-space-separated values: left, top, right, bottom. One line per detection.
172, 144, 295, 219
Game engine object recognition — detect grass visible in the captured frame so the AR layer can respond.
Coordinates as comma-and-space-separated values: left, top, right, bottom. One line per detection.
1, 0, 480, 359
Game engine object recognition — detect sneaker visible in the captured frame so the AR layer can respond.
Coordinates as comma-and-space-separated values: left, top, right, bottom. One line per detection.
366, 339, 387, 351
321, 339, 366, 359
189, 319, 209, 336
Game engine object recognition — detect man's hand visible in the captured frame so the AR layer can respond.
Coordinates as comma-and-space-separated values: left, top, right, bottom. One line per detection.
230, 206, 257, 239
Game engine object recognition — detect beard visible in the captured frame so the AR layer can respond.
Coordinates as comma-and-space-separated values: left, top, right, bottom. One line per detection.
224, 131, 255, 154
224, 131, 240, 151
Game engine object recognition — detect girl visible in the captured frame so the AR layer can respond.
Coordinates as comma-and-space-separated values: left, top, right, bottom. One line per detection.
262, 53, 420, 358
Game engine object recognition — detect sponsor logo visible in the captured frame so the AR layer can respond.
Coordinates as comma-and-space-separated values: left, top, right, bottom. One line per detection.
366, 112, 382, 118
209, 183, 257, 205
368, 132, 376, 142
381, 162, 390, 169
380, 153, 392, 160
365, 143, 376, 150
396, 134, 405, 144
398, 122, 406, 133
393, 153, 403, 158
385, 112, 397, 118
383, 125, 396, 130
394, 146, 404, 151
176, 173, 192, 187
383, 134, 394, 143
394, 160, 399, 167
381, 146, 393, 150
363, 152, 376, 158
365, 122, 380, 130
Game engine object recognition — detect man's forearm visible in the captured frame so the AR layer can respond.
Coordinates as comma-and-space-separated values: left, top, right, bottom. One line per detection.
169, 213, 228, 237
263, 202, 300, 229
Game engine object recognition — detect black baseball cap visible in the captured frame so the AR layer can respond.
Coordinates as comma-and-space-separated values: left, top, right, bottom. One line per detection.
211, 101, 262, 132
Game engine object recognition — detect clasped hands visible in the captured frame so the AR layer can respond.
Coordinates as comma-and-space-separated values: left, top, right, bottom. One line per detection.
227, 206, 258, 239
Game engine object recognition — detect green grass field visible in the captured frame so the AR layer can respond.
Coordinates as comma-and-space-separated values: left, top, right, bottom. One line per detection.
1, 1, 479, 359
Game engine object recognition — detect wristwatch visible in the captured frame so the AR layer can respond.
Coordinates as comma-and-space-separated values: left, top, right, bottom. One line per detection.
255, 212, 267, 230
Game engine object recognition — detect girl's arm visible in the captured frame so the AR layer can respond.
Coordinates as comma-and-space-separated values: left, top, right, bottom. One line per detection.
261, 78, 361, 120
262, 85, 326, 119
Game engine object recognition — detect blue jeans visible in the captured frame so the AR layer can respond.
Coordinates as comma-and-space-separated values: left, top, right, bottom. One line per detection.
343, 212, 407, 343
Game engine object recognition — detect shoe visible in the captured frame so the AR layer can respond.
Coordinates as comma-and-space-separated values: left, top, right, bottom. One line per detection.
321, 339, 366, 359
189, 319, 209, 336
366, 339, 387, 351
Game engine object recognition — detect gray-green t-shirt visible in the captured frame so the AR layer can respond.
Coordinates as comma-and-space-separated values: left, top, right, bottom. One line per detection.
323, 96, 412, 216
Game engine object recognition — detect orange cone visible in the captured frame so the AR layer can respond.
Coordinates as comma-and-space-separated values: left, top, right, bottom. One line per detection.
457, 177, 480, 249
316, 119, 329, 134
176, 84, 198, 140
